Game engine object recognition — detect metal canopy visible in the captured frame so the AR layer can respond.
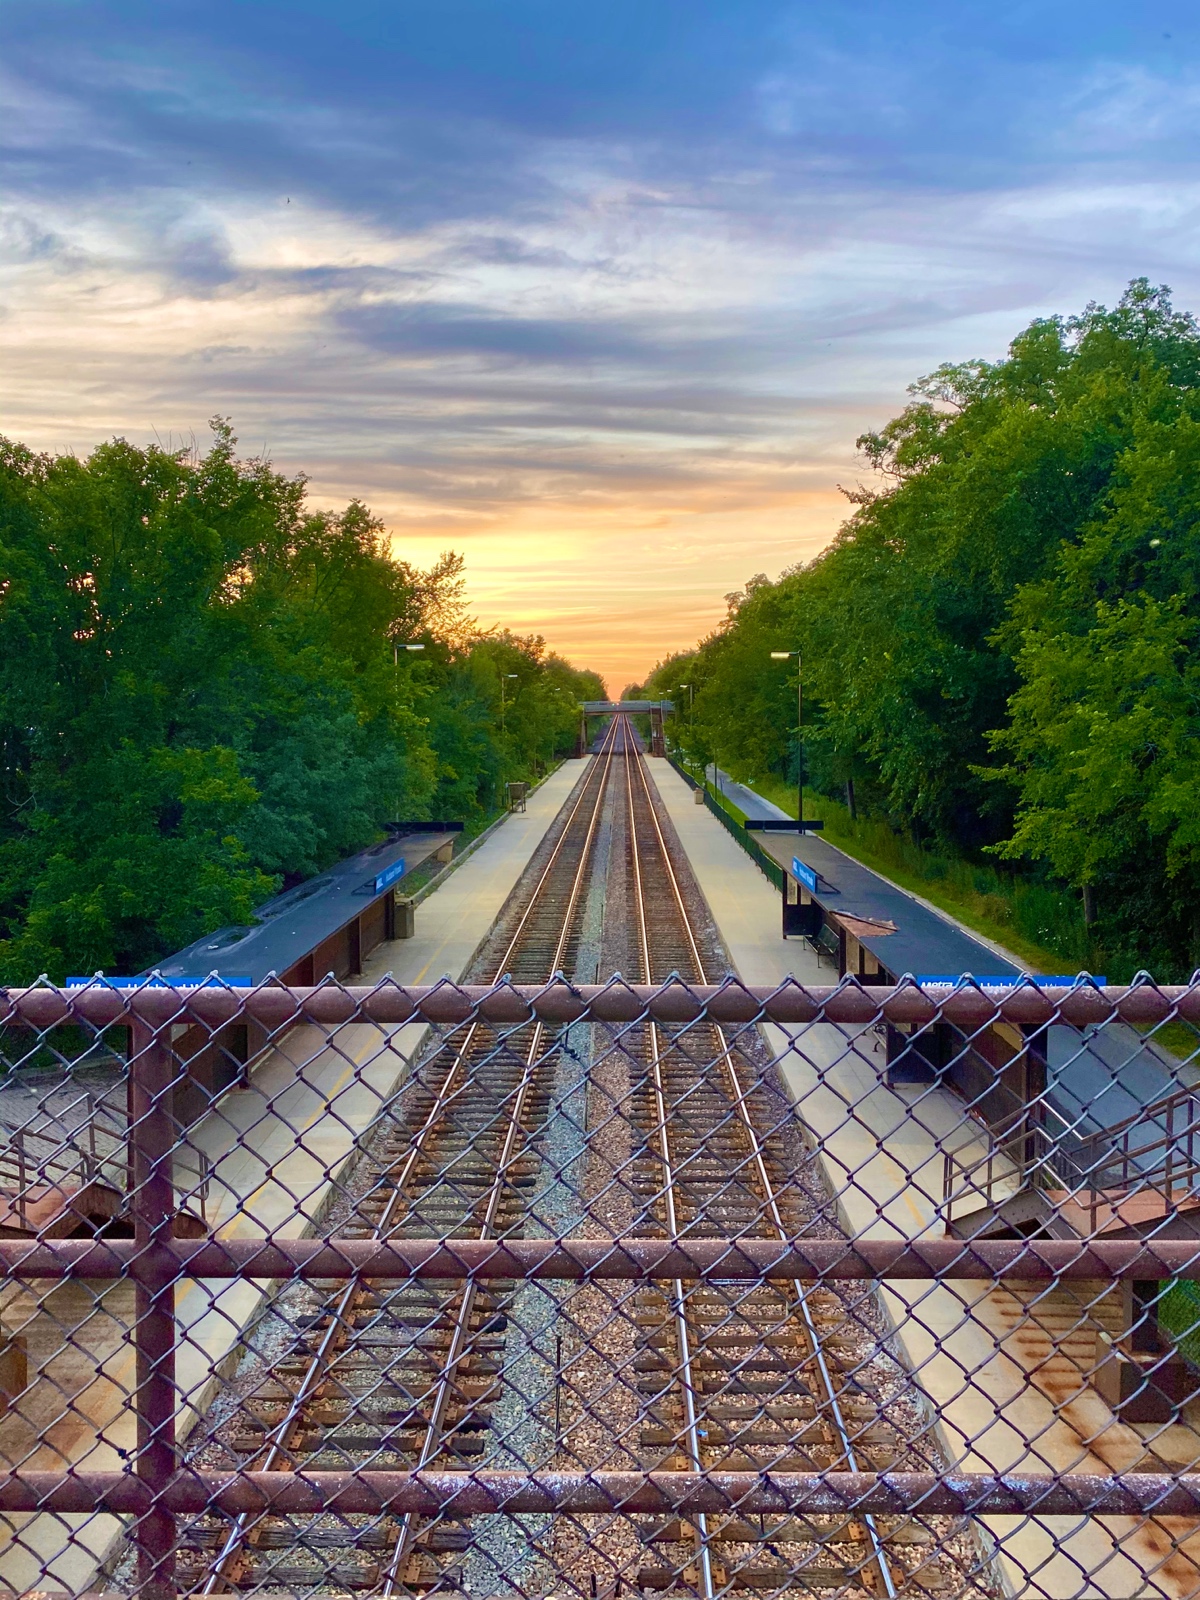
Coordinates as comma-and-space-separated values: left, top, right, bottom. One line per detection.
757, 830, 1022, 982
151, 828, 457, 983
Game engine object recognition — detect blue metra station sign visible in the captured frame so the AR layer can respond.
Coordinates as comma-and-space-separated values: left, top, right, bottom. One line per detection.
373, 857, 407, 895
791, 857, 819, 895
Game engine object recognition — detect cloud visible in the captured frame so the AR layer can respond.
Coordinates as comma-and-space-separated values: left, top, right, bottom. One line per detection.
1060, 65, 1200, 155
443, 234, 598, 270
5, 0, 1200, 687
0, 208, 75, 266
340, 302, 658, 365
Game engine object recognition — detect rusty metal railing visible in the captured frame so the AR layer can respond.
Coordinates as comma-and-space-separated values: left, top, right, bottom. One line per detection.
1, 977, 1200, 1598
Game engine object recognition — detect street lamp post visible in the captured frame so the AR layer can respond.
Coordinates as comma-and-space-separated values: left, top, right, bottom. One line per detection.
677, 683, 696, 777
770, 650, 803, 825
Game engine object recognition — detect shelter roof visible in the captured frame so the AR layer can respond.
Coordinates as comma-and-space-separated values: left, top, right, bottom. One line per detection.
755, 831, 1023, 983
151, 828, 457, 984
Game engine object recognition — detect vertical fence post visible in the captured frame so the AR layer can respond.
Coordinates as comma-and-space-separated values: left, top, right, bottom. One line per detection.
129, 1019, 178, 1600
16, 1133, 26, 1232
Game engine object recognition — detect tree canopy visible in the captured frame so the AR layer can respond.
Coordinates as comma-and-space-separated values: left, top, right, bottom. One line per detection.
0, 422, 602, 982
643, 280, 1200, 978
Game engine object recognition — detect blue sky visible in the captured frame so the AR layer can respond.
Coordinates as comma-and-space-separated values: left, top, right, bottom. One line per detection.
4, 2, 1200, 685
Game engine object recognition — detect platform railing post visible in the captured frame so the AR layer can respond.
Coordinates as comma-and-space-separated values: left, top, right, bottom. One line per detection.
129, 1020, 178, 1600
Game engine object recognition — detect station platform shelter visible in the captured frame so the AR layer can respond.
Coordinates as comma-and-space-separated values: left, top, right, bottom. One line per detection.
142, 824, 460, 1119
757, 826, 1022, 985
741, 825, 1034, 1096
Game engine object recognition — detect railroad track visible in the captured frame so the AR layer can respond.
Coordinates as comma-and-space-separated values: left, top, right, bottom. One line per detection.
179, 723, 621, 1596
176, 715, 988, 1600
604, 732, 958, 1598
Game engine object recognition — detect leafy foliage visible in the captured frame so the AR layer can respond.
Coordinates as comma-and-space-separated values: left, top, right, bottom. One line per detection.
0, 423, 601, 981
644, 281, 1200, 978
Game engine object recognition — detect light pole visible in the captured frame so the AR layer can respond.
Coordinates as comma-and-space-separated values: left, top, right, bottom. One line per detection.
770, 650, 803, 825
393, 641, 425, 665
677, 683, 695, 775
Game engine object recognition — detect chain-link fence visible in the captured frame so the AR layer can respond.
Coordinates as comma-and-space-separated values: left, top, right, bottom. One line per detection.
2, 976, 1200, 1599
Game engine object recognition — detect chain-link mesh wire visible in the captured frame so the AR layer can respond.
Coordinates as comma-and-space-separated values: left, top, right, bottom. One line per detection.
1, 977, 1200, 1598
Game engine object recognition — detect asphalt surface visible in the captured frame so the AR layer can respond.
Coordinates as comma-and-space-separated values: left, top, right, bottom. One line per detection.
703, 764, 792, 822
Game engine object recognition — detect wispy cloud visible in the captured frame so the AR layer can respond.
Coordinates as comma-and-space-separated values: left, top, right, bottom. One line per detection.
4, 1, 1200, 688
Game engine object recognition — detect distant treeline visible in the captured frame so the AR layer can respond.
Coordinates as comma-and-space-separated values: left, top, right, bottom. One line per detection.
0, 422, 602, 982
638, 281, 1200, 980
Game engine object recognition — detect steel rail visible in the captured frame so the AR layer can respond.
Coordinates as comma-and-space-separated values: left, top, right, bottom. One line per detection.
627, 724, 900, 1600
621, 716, 716, 1600
380, 715, 620, 1594
202, 724, 622, 1596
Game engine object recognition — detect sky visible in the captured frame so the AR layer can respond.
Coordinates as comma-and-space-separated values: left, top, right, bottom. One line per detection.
5, 4, 1200, 691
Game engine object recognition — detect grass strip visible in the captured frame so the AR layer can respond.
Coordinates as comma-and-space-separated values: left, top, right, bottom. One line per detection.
701, 767, 1076, 978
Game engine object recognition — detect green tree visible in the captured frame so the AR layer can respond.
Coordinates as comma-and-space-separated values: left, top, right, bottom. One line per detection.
990, 377, 1200, 969
643, 279, 1200, 975
0, 423, 601, 981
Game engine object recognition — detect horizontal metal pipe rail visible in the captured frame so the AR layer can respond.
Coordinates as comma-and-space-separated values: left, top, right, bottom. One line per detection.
5, 1469, 1200, 1518
3, 1236, 1200, 1278
8, 977, 1200, 1028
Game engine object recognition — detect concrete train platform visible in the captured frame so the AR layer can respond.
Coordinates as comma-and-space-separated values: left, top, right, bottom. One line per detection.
645, 754, 1200, 1600
0, 759, 593, 1595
